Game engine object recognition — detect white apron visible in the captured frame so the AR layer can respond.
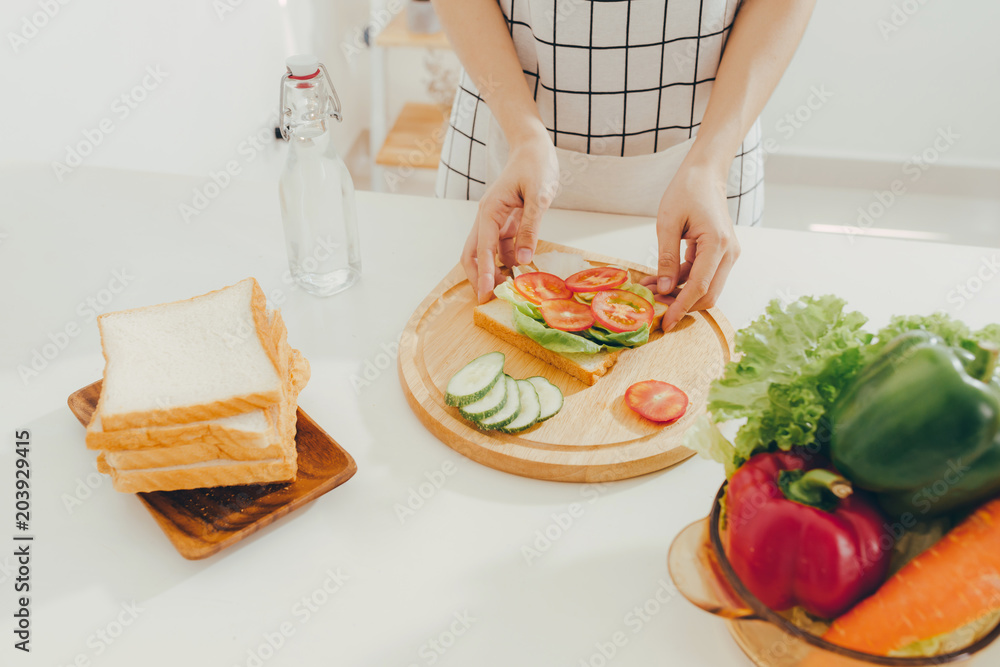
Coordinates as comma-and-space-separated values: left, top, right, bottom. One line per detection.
437, 0, 764, 226
486, 122, 755, 218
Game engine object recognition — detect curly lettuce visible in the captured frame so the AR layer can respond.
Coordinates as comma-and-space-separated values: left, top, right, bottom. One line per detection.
686, 296, 1000, 476
701, 296, 871, 466
871, 313, 1000, 384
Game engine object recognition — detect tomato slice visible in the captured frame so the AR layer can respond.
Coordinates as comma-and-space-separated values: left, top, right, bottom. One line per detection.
537, 299, 595, 332
625, 381, 689, 424
591, 289, 654, 333
513, 272, 572, 304
565, 267, 628, 293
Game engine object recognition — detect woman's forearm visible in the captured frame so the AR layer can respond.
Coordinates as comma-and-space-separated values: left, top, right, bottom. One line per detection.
686, 0, 816, 176
431, 0, 547, 147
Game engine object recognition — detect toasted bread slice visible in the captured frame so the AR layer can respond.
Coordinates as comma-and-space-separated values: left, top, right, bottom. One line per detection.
97, 278, 285, 431
473, 277, 667, 386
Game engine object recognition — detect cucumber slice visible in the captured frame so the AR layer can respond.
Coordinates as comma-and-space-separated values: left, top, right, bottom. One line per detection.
478, 376, 520, 430
498, 380, 541, 433
525, 376, 563, 422
445, 352, 505, 407
460, 372, 508, 421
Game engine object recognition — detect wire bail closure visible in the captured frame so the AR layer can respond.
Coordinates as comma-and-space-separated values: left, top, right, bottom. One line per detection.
279, 63, 342, 141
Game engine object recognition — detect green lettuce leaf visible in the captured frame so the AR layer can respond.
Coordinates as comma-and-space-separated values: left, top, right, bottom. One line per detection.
708, 296, 872, 462
890, 610, 1000, 658
684, 416, 739, 478
498, 278, 650, 351
871, 313, 973, 352
494, 280, 542, 320
618, 281, 656, 306
572, 278, 653, 306
870, 313, 1000, 384
579, 281, 654, 348
978, 323, 1000, 347
700, 297, 1000, 476
586, 324, 649, 348
512, 308, 601, 354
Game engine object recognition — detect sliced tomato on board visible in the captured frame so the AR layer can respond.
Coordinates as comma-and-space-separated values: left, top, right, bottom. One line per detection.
591, 289, 654, 333
625, 381, 689, 424
537, 299, 595, 332
565, 266, 628, 293
513, 272, 573, 304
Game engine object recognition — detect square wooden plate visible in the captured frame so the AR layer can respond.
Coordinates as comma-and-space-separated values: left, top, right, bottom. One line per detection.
67, 381, 357, 560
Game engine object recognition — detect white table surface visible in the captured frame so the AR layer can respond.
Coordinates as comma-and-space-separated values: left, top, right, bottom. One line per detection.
1, 163, 998, 667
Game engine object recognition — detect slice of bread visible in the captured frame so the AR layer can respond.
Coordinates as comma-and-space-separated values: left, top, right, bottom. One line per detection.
95, 348, 305, 493
101, 431, 291, 470
86, 405, 277, 452
473, 273, 667, 386
97, 278, 285, 431
96, 453, 297, 493
95, 393, 300, 492
474, 299, 623, 386
96, 350, 309, 469
86, 314, 303, 452
87, 308, 294, 450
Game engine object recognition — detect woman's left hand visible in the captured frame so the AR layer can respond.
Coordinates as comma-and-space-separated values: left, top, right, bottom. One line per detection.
641, 163, 741, 332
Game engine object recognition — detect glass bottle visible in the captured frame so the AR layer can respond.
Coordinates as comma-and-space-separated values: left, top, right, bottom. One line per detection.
278, 54, 360, 297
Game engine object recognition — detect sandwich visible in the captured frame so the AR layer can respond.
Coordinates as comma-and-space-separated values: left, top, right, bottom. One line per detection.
473, 251, 668, 385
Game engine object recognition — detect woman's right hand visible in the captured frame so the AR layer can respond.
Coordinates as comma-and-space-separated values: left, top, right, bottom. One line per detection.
462, 127, 560, 303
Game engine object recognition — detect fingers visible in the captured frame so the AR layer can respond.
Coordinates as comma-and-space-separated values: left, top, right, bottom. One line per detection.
662, 239, 726, 332
476, 201, 508, 304
461, 224, 480, 291
689, 235, 739, 312
675, 260, 693, 288
498, 238, 517, 270
688, 253, 735, 313
514, 189, 551, 266
498, 209, 521, 269
641, 257, 692, 292
655, 211, 685, 295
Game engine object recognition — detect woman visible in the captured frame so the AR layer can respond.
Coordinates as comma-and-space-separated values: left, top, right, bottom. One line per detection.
432, 0, 815, 331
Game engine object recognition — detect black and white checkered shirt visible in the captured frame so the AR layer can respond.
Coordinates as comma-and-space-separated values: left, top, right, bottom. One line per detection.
436, 0, 763, 226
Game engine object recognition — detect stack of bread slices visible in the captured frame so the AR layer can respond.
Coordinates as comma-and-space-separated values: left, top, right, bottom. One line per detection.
86, 278, 309, 493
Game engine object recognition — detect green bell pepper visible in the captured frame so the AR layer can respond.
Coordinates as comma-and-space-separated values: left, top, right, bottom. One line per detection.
830, 330, 1000, 517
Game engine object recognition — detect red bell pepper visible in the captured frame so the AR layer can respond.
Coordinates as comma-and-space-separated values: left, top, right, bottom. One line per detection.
722, 450, 892, 619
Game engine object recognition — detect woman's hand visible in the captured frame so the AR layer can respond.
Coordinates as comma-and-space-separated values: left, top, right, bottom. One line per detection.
642, 163, 741, 332
462, 129, 560, 303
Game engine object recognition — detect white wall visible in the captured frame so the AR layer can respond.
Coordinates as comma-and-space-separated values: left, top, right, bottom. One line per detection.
761, 0, 1000, 168
0, 0, 374, 179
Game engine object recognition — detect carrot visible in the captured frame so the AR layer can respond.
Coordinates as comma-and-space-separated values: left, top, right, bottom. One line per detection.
823, 496, 1000, 655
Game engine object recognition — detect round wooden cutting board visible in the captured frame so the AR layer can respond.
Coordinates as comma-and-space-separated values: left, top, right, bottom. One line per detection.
398, 240, 736, 483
